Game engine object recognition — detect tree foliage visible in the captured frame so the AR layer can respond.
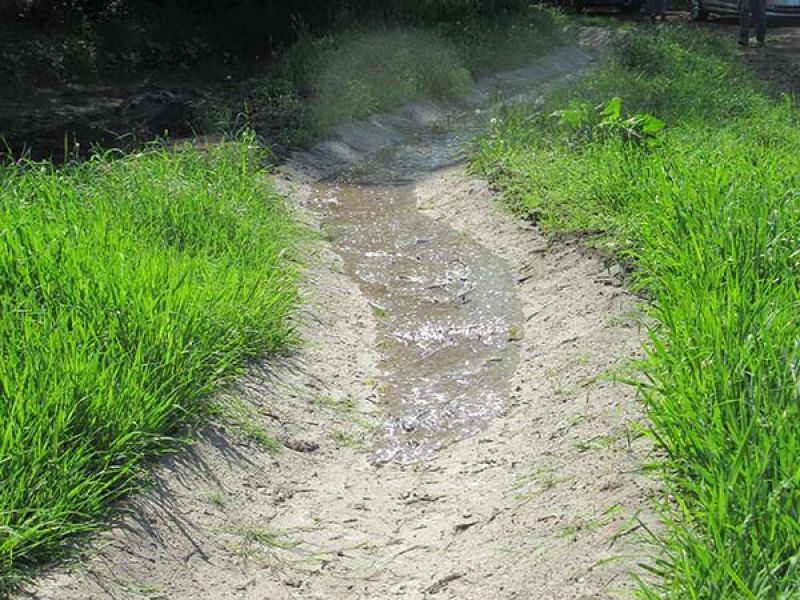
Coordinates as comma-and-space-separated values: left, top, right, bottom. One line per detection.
7, 0, 529, 33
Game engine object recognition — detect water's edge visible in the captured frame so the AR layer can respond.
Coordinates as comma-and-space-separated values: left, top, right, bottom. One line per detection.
287, 38, 605, 462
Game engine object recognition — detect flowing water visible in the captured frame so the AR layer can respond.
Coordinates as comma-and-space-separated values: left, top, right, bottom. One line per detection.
316, 123, 524, 463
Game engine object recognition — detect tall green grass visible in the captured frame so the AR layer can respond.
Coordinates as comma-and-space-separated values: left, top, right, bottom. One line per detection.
0, 135, 299, 593
474, 27, 800, 597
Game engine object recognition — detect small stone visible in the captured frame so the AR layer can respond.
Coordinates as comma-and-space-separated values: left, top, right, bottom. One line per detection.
284, 438, 320, 453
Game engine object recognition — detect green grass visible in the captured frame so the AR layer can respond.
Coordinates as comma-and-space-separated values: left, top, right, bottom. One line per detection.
441, 8, 570, 76
0, 134, 299, 593
473, 26, 800, 597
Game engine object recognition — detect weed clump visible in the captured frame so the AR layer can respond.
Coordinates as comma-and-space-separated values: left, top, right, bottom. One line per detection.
474, 27, 800, 598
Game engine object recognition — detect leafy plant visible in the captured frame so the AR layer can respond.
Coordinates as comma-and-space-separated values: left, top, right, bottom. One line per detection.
551, 96, 664, 147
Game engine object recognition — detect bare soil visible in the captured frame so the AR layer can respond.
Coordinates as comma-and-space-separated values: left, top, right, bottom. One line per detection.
20, 38, 657, 600
680, 15, 800, 93
738, 24, 800, 93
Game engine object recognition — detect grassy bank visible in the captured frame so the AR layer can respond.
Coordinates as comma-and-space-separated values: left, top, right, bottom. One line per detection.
0, 136, 299, 593
473, 28, 800, 597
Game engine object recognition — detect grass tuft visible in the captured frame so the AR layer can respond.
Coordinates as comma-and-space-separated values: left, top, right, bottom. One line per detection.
311, 27, 471, 130
0, 132, 299, 593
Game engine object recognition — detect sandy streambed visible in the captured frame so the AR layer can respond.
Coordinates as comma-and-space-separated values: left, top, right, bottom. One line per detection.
24, 33, 656, 600
317, 179, 521, 464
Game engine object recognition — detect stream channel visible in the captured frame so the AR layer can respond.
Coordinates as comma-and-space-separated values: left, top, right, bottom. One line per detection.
314, 120, 524, 464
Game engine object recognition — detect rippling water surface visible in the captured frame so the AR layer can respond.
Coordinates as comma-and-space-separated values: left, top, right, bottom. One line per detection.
317, 124, 523, 463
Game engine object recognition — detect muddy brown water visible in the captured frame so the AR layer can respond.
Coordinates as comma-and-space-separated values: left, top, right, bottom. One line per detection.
315, 126, 524, 463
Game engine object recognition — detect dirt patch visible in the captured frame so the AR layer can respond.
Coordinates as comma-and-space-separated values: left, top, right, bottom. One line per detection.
679, 16, 800, 94
739, 25, 800, 93
414, 169, 657, 598
20, 36, 656, 600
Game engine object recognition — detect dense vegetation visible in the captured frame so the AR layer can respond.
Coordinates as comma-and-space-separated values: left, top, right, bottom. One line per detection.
474, 27, 800, 597
1, 0, 565, 158
0, 0, 539, 86
0, 137, 299, 593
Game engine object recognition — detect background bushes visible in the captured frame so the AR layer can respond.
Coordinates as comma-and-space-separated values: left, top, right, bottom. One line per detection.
0, 0, 535, 86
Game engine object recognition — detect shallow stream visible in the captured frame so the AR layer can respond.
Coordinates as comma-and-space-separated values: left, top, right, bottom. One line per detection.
316, 123, 523, 463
